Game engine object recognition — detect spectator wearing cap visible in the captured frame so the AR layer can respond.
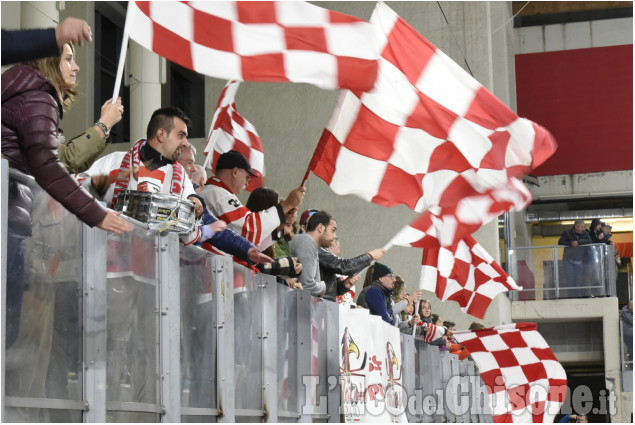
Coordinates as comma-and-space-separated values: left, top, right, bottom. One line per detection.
289, 210, 337, 296
199, 150, 306, 251
299, 208, 318, 233
356, 263, 399, 325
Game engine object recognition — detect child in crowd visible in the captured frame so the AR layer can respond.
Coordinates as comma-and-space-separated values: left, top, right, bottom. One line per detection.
417, 300, 450, 346
443, 320, 470, 360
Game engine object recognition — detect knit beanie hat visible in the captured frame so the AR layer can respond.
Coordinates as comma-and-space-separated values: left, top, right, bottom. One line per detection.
372, 262, 393, 281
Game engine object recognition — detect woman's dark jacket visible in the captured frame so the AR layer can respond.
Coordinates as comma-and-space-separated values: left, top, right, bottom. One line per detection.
2, 65, 106, 227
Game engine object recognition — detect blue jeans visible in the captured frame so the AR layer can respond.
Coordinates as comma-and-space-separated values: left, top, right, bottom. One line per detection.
563, 258, 585, 298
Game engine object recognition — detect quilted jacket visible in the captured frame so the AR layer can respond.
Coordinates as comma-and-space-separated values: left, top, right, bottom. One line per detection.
1, 64, 106, 227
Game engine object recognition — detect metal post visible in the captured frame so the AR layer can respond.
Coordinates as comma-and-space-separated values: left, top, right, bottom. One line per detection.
259, 274, 278, 423
324, 301, 340, 423
417, 342, 437, 423
441, 352, 456, 423
158, 233, 181, 422
458, 360, 470, 423
605, 245, 617, 297
83, 223, 108, 423
401, 334, 416, 423
1, 159, 9, 422
503, 212, 512, 274
296, 291, 312, 422
554, 247, 560, 299
215, 256, 235, 423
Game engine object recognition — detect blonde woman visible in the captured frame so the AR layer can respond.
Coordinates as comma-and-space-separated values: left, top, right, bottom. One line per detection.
2, 43, 130, 347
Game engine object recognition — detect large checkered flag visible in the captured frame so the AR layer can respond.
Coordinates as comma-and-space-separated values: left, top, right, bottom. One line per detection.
124, 1, 381, 91
453, 323, 567, 423
308, 2, 552, 317
309, 2, 556, 211
203, 80, 264, 191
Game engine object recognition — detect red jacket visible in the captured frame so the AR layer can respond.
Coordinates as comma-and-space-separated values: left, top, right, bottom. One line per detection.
1, 65, 106, 227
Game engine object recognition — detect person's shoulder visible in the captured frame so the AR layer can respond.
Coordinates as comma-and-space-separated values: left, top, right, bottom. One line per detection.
291, 232, 311, 244
2, 65, 55, 100
289, 233, 313, 250
366, 285, 382, 295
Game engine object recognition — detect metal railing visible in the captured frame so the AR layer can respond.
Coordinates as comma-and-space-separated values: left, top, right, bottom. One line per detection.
619, 317, 633, 392
2, 161, 492, 422
507, 244, 618, 301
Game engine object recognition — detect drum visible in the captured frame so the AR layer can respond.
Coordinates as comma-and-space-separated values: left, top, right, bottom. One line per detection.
114, 190, 196, 234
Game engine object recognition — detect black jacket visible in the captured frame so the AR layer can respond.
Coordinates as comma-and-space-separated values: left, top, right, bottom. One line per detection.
1, 28, 59, 65
318, 248, 372, 301
558, 227, 593, 262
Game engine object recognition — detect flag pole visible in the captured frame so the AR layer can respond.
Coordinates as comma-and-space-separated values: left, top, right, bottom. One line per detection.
300, 167, 311, 187
412, 300, 420, 336
111, 1, 131, 102
350, 238, 395, 281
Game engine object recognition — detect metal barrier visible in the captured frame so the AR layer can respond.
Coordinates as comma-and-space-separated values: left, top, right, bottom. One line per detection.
507, 244, 617, 301
1, 161, 491, 422
619, 318, 633, 392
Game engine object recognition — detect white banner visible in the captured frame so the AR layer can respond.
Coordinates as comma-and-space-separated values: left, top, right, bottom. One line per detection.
339, 306, 408, 422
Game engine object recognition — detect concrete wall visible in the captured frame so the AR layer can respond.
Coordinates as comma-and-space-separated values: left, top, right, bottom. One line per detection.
59, 1, 96, 142
515, 16, 633, 54
529, 171, 634, 201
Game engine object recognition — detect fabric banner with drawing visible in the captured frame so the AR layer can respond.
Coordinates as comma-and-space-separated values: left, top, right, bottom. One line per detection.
339, 305, 408, 422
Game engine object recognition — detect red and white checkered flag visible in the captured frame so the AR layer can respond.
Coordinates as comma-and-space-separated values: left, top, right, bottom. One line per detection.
431, 236, 519, 319
453, 323, 567, 423
309, 2, 556, 212
203, 80, 264, 191
126, 1, 381, 91
390, 176, 532, 249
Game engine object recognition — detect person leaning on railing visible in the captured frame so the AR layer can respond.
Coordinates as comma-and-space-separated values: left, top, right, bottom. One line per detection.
1, 42, 131, 347
558, 219, 593, 298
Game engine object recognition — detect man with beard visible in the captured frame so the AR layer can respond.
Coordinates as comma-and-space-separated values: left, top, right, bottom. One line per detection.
82, 106, 265, 251
289, 210, 337, 296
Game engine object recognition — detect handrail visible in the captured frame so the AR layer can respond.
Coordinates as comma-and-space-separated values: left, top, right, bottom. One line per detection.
509, 243, 613, 250
507, 243, 617, 300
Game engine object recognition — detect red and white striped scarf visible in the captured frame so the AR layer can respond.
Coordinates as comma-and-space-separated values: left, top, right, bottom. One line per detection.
422, 323, 446, 343
112, 139, 185, 200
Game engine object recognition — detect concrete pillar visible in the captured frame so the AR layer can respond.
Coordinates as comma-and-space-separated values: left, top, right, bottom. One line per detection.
128, 42, 163, 144
20, 1, 57, 28
59, 1, 95, 139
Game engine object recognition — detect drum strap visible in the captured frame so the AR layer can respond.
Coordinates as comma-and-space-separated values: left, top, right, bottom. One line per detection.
113, 139, 186, 199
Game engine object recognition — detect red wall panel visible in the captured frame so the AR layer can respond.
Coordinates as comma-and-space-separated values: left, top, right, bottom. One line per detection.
515, 45, 633, 176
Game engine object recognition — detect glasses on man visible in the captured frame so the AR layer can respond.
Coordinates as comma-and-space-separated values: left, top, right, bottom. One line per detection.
239, 169, 252, 182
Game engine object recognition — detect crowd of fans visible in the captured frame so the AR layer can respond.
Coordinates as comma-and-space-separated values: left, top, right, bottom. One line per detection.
2, 18, 629, 370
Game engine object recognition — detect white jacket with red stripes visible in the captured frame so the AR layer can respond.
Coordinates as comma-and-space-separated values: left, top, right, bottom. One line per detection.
198, 177, 283, 251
